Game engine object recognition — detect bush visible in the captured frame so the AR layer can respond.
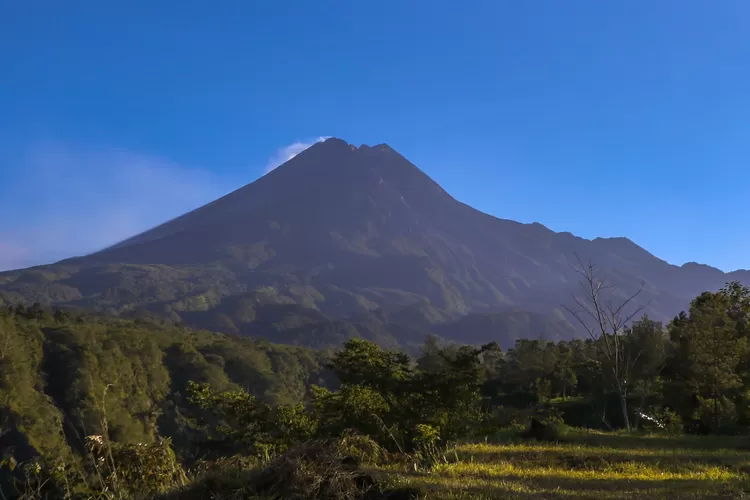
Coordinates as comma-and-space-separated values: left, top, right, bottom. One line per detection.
169, 439, 419, 500
536, 404, 565, 426
520, 418, 569, 442
412, 424, 444, 469
337, 432, 387, 465
637, 406, 683, 434
85, 435, 189, 498
692, 397, 738, 434
251, 440, 377, 499
483, 406, 533, 431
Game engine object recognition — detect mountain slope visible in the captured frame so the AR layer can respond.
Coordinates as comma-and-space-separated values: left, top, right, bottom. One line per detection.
1, 138, 747, 348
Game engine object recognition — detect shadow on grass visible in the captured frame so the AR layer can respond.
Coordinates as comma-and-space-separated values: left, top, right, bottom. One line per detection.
454, 448, 750, 471
562, 432, 746, 452
417, 481, 737, 500
486, 429, 749, 453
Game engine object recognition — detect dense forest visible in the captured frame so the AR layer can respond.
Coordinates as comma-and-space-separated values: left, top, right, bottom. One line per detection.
0, 306, 329, 461
0, 280, 749, 498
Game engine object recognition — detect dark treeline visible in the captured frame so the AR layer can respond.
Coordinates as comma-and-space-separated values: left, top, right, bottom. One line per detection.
0, 281, 748, 498
484, 280, 750, 434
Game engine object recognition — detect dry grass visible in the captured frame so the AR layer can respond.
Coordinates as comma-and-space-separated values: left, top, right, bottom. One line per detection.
167, 439, 418, 500
374, 429, 750, 499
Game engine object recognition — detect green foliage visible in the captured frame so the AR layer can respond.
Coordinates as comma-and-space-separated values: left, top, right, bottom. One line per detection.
330, 339, 412, 391
667, 282, 750, 432
0, 306, 328, 469
85, 434, 188, 498
4, 282, 750, 497
411, 424, 445, 469
637, 405, 683, 434
312, 384, 392, 444
310, 339, 492, 454
0, 257, 583, 352
186, 382, 318, 459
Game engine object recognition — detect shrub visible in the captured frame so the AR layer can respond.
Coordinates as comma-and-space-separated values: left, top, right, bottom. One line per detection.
693, 396, 738, 434
169, 439, 419, 500
337, 431, 387, 465
520, 417, 569, 442
412, 424, 445, 469
85, 434, 188, 498
637, 406, 683, 434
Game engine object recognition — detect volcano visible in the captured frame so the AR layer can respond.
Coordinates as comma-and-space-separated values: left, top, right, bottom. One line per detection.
1, 138, 747, 348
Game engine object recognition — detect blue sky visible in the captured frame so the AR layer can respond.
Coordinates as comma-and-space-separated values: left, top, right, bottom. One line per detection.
1, 1, 749, 272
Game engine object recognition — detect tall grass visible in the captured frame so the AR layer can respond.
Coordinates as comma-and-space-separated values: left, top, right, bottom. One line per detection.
376, 428, 750, 499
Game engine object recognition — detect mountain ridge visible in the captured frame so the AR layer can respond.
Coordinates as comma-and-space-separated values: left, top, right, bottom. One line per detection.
1, 137, 747, 348
57, 138, 745, 274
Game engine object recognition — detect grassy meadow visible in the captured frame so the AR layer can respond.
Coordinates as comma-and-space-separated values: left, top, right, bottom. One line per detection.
377, 429, 750, 499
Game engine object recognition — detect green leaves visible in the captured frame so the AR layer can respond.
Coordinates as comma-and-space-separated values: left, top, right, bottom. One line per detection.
329, 338, 412, 389
313, 338, 488, 451
666, 282, 750, 432
186, 381, 319, 458
0, 305, 327, 468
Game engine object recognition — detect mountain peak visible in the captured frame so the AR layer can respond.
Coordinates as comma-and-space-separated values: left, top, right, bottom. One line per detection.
320, 137, 350, 147
314, 137, 395, 154
4, 137, 749, 347
268, 137, 425, 192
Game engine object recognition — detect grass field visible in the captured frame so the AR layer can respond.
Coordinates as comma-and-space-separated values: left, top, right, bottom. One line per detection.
378, 430, 750, 499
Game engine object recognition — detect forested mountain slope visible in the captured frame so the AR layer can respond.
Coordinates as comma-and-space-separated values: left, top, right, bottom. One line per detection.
0, 304, 330, 464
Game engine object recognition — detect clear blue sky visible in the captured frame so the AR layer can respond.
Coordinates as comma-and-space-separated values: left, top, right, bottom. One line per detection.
1, 1, 749, 272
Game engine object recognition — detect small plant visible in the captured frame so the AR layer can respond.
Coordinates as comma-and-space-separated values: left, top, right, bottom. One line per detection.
0, 455, 78, 500
412, 424, 445, 469
536, 404, 565, 426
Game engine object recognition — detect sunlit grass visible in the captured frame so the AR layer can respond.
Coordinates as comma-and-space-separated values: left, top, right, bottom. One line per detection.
375, 429, 750, 499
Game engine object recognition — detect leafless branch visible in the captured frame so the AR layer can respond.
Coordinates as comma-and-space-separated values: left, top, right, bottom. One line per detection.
562, 256, 651, 432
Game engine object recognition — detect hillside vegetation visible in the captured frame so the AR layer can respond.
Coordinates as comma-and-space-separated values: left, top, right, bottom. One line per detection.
1, 281, 750, 498
0, 304, 328, 465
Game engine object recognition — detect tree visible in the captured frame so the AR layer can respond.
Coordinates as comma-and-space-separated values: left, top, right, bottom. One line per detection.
412, 342, 496, 442
416, 335, 452, 374
623, 317, 669, 429
563, 256, 648, 431
313, 338, 493, 450
551, 342, 577, 399
668, 283, 750, 432
328, 338, 412, 399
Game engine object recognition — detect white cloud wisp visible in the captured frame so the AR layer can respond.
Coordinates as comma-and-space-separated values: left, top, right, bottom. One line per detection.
264, 136, 330, 173
0, 136, 332, 272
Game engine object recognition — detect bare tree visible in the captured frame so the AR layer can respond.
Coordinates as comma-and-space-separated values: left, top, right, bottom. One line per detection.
562, 255, 648, 431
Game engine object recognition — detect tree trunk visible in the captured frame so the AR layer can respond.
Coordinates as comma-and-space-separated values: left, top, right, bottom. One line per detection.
619, 392, 630, 431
